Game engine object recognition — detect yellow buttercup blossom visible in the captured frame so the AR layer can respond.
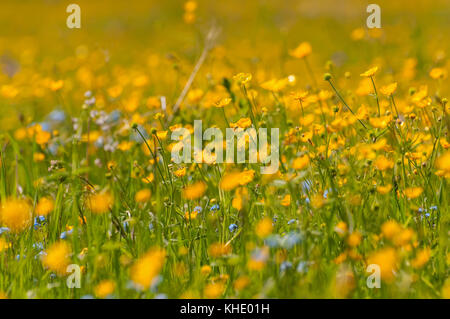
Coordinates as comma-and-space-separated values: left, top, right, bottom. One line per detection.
380, 82, 397, 95
204, 282, 225, 299
377, 184, 392, 195
367, 248, 398, 283
182, 181, 207, 200
381, 220, 402, 240
87, 192, 114, 214
185, 210, 198, 220
0, 237, 11, 252
42, 241, 72, 276
0, 199, 32, 233
375, 155, 394, 171
94, 280, 116, 299
280, 194, 291, 207
292, 155, 310, 170
35, 197, 54, 216
347, 231, 362, 247
411, 248, 431, 269
233, 73, 252, 85
208, 242, 231, 257
174, 167, 187, 177
289, 42, 312, 59
135, 189, 151, 203
360, 66, 378, 77
255, 217, 273, 238
130, 248, 166, 290
404, 187, 423, 199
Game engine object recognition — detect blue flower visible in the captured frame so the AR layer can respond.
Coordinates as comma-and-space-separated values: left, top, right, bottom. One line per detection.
297, 261, 311, 273
280, 261, 293, 272
149, 223, 154, 231
48, 110, 66, 123
0, 227, 10, 235
281, 231, 303, 249
210, 204, 220, 211
194, 206, 203, 213
287, 218, 297, 225
228, 223, 238, 232
60, 228, 74, 239
430, 205, 438, 211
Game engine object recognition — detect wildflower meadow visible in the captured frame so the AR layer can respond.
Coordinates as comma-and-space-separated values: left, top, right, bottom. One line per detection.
0, 0, 449, 299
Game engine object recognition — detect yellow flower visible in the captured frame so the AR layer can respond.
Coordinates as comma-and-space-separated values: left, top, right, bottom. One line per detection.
375, 155, 394, 171
231, 117, 252, 129
381, 220, 402, 240
411, 248, 431, 269
204, 282, 225, 298
380, 82, 398, 95
33, 152, 45, 162
360, 66, 378, 77
334, 221, 348, 236
42, 241, 72, 276
220, 171, 243, 191
367, 248, 398, 283
87, 192, 114, 214
442, 279, 450, 299
135, 189, 151, 203
233, 276, 250, 291
233, 73, 252, 85
35, 129, 51, 145
185, 210, 198, 220
35, 197, 54, 216
0, 237, 11, 252
289, 42, 312, 59
255, 217, 273, 238
130, 248, 166, 290
208, 242, 231, 257
404, 187, 423, 199
280, 194, 291, 207
174, 167, 187, 177
260, 78, 289, 92
182, 181, 207, 200
350, 28, 365, 41
200, 265, 212, 276
94, 280, 116, 299
393, 228, 414, 246
429, 67, 447, 80
347, 231, 362, 247
49, 80, 64, 91
214, 97, 232, 108
292, 155, 310, 170
369, 115, 391, 129
435, 152, 450, 178
0, 199, 32, 233
377, 184, 392, 195
232, 187, 249, 211
118, 141, 133, 151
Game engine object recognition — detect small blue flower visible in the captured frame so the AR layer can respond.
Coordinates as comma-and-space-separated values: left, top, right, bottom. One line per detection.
297, 261, 310, 273
48, 110, 66, 123
0, 227, 9, 235
60, 228, 74, 239
149, 223, 154, 231
228, 223, 238, 232
280, 261, 293, 272
194, 206, 203, 213
154, 293, 168, 299
210, 204, 220, 211
287, 218, 297, 225
430, 205, 438, 211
